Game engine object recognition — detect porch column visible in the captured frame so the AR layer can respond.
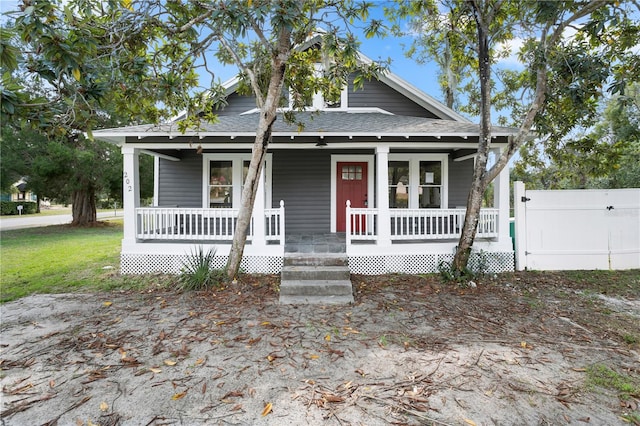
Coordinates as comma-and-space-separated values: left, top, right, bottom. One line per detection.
122, 146, 140, 243
251, 165, 266, 247
493, 148, 511, 247
376, 146, 392, 246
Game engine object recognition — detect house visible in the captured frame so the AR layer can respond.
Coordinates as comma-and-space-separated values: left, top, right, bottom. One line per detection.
2, 179, 38, 203
94, 56, 516, 277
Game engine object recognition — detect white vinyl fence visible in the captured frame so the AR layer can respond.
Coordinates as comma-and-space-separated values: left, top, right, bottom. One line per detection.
513, 182, 640, 270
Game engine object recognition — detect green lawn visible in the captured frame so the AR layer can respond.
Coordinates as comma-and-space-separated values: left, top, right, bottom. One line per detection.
0, 221, 130, 302
2, 207, 122, 217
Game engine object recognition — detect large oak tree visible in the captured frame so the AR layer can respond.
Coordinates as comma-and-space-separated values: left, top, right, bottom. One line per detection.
2, 0, 170, 224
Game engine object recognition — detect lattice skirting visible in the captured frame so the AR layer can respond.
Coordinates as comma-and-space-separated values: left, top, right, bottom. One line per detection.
122, 251, 514, 276
121, 253, 283, 275
348, 251, 515, 275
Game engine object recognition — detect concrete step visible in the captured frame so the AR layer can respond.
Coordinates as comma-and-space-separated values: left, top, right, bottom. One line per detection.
280, 279, 353, 296
279, 294, 354, 305
283, 253, 348, 267
281, 265, 350, 281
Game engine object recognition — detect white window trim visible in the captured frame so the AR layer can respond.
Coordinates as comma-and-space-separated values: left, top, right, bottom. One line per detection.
202, 153, 273, 209
330, 154, 375, 233
388, 153, 449, 209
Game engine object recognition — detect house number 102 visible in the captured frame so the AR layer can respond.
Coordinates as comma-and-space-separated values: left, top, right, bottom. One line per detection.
124, 172, 132, 192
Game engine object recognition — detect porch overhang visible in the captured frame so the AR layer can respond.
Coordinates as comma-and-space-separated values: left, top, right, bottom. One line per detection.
93, 111, 516, 148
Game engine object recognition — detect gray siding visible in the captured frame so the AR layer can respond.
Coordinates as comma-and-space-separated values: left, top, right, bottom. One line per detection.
216, 93, 257, 116
216, 77, 438, 119
349, 79, 438, 118
158, 151, 202, 207
272, 150, 331, 234
448, 158, 473, 208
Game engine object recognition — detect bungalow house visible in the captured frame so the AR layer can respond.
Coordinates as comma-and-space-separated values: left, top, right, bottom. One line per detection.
94, 56, 515, 279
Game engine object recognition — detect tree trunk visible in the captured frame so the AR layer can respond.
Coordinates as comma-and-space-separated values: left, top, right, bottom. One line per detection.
225, 29, 290, 280
453, 2, 492, 272
71, 188, 97, 226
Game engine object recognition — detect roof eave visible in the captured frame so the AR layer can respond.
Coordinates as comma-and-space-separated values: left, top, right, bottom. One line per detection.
95, 131, 513, 141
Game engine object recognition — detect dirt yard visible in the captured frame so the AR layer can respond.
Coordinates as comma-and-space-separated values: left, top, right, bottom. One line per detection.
1, 271, 639, 425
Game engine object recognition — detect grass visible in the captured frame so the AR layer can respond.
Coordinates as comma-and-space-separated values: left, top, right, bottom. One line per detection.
585, 364, 640, 424
563, 270, 640, 299
2, 207, 122, 217
0, 221, 173, 303
586, 364, 640, 400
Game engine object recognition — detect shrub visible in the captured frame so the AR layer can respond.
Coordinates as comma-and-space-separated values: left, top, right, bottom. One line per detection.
1, 201, 37, 215
179, 246, 226, 291
438, 250, 490, 285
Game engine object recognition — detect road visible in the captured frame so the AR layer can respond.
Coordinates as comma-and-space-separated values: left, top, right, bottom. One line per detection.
0, 210, 123, 231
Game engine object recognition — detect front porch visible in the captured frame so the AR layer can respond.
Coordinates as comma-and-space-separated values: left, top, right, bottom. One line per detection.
118, 143, 514, 276
120, 205, 514, 275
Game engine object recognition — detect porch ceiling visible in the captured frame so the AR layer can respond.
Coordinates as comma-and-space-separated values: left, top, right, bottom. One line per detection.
94, 111, 517, 143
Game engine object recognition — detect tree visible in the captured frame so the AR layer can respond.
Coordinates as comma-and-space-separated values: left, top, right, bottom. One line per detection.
391, 0, 640, 273
98, 0, 386, 278
513, 82, 640, 189
2, 1, 172, 224
387, 1, 476, 111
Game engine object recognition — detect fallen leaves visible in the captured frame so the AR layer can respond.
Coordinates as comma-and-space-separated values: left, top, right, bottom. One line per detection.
261, 402, 273, 416
1, 273, 638, 425
172, 391, 187, 400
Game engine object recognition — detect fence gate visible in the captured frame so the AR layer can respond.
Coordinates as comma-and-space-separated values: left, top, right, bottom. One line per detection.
514, 182, 640, 270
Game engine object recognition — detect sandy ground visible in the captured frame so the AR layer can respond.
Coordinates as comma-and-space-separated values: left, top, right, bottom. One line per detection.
1, 273, 639, 425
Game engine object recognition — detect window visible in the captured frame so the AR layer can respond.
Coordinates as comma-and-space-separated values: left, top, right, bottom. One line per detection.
388, 155, 448, 209
203, 154, 272, 209
419, 161, 442, 208
342, 165, 363, 180
389, 161, 409, 208
209, 161, 233, 207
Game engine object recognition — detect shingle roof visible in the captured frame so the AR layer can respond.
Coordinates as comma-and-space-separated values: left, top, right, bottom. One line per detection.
94, 111, 516, 139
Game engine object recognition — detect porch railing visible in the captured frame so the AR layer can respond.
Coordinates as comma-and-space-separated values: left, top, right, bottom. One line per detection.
346, 202, 499, 244
136, 201, 285, 244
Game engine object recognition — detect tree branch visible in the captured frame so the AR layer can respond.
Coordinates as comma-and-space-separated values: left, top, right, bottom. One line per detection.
217, 35, 264, 108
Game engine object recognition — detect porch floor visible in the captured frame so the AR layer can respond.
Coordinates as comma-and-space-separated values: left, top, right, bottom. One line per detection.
285, 233, 346, 254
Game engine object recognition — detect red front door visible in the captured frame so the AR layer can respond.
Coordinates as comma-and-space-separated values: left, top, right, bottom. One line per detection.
337, 162, 368, 232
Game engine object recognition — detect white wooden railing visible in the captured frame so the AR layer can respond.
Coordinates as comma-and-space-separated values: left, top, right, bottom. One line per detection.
346, 202, 499, 244
136, 201, 285, 244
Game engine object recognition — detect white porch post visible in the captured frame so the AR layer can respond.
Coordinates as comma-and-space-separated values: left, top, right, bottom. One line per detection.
122, 146, 140, 243
376, 146, 391, 246
493, 148, 511, 247
252, 166, 266, 247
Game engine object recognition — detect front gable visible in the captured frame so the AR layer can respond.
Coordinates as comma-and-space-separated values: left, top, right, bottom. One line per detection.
216, 71, 461, 121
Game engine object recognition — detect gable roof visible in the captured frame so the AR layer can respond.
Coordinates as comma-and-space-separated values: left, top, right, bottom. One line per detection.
95, 34, 506, 143
169, 31, 468, 123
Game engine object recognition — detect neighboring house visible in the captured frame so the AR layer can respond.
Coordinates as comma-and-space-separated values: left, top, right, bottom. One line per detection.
94, 53, 515, 276
2, 179, 38, 203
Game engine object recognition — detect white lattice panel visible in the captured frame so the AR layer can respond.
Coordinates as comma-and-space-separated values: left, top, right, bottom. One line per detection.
121, 254, 283, 275
122, 252, 512, 276
348, 251, 514, 275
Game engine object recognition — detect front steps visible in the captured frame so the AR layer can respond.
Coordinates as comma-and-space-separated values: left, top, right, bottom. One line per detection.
279, 253, 354, 304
